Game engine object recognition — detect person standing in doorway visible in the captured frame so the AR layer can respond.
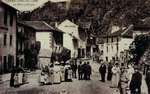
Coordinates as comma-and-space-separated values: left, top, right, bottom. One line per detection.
99, 61, 106, 82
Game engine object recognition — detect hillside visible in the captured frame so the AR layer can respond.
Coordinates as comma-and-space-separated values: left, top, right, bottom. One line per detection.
18, 0, 150, 36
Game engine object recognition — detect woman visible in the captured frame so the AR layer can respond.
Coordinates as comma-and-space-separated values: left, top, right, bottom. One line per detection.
127, 64, 134, 87
111, 63, 120, 88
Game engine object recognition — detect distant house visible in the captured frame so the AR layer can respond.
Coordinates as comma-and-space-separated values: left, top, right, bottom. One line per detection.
78, 21, 98, 59
57, 19, 79, 58
24, 21, 64, 66
98, 25, 134, 62
0, 1, 17, 73
57, 19, 88, 59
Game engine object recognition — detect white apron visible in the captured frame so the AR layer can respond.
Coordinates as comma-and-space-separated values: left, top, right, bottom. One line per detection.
111, 67, 120, 88
53, 66, 61, 83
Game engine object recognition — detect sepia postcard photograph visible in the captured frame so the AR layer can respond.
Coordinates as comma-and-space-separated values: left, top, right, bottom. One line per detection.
0, 0, 150, 94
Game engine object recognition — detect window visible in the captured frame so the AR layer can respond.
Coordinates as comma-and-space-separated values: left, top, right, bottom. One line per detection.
0, 36, 2, 48
111, 37, 113, 42
106, 46, 108, 53
4, 34, 7, 46
106, 57, 108, 62
0, 56, 2, 74
10, 13, 13, 26
8, 55, 14, 70
4, 10, 7, 26
107, 37, 109, 43
117, 37, 119, 42
3, 56, 7, 73
10, 35, 12, 46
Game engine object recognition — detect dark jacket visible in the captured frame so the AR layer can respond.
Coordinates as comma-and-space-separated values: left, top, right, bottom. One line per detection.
99, 64, 106, 74
78, 64, 82, 73
130, 71, 142, 90
85, 64, 92, 75
146, 71, 150, 87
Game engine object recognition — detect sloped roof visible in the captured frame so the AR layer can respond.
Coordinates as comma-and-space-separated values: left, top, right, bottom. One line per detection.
109, 29, 125, 37
100, 25, 134, 38
121, 25, 134, 38
58, 19, 78, 27
23, 21, 55, 31
0, 1, 18, 11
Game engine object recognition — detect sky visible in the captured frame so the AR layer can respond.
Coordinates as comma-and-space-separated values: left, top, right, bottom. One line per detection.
2, 0, 70, 11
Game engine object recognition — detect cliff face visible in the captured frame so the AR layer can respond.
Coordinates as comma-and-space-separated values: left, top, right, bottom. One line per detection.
18, 0, 150, 35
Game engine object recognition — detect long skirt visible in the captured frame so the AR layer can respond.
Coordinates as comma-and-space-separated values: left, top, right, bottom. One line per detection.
111, 74, 120, 88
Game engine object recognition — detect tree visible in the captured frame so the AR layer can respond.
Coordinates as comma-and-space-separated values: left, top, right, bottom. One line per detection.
129, 35, 150, 64
18, 0, 150, 36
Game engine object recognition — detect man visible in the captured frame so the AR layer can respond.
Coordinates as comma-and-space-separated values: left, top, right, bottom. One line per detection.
99, 61, 106, 82
86, 62, 92, 80
82, 62, 87, 80
10, 67, 16, 87
72, 61, 77, 78
78, 61, 83, 80
119, 67, 129, 94
130, 66, 142, 94
146, 69, 150, 94
107, 62, 113, 81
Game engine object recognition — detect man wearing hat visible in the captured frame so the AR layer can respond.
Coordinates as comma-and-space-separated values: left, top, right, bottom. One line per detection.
129, 66, 142, 94
99, 60, 106, 82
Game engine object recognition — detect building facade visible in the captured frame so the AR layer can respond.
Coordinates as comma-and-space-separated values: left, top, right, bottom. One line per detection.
17, 22, 36, 69
24, 21, 64, 66
98, 26, 134, 62
0, 1, 17, 73
57, 19, 88, 59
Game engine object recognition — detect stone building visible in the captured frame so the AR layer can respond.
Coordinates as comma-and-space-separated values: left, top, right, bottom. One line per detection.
0, 1, 17, 73
17, 22, 36, 69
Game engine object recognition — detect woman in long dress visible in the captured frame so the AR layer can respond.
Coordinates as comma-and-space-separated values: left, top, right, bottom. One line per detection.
127, 64, 134, 87
111, 63, 120, 88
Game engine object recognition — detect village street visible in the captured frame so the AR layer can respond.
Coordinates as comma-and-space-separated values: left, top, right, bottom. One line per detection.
0, 61, 119, 94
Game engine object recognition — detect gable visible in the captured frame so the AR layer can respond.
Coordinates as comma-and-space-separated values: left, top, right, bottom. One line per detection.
58, 19, 78, 28
57, 19, 78, 34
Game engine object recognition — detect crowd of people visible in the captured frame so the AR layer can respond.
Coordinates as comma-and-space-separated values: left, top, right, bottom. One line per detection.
39, 60, 92, 85
9, 58, 150, 94
98, 60, 145, 94
70, 61, 92, 80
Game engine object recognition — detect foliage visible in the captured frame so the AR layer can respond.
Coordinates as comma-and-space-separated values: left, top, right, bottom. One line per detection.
18, 0, 150, 35
129, 35, 150, 64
